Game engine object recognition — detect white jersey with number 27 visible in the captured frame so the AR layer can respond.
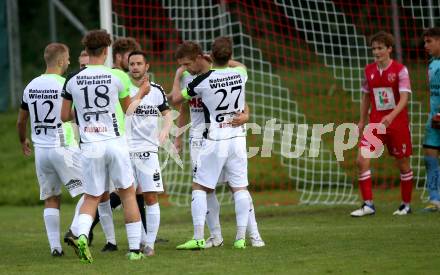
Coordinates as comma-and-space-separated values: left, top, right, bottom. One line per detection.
182, 67, 247, 140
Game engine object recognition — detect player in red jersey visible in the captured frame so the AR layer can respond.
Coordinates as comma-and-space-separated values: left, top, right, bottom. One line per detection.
350, 31, 413, 217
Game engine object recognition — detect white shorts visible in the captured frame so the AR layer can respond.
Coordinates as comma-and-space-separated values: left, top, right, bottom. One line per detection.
130, 151, 164, 193
193, 136, 248, 190
35, 146, 84, 200
190, 137, 226, 183
80, 138, 134, 196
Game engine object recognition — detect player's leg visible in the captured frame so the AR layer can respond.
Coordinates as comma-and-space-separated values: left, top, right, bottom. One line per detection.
205, 189, 223, 248
135, 152, 164, 256
98, 191, 118, 251
44, 195, 63, 256
136, 189, 147, 234
72, 141, 109, 263
109, 138, 143, 260
424, 148, 440, 211
423, 123, 440, 211
64, 194, 83, 256
246, 192, 265, 247
69, 194, 84, 237
35, 147, 64, 256
176, 182, 213, 250
177, 138, 220, 250
350, 144, 375, 217
52, 146, 86, 252
225, 137, 253, 249
117, 185, 144, 260
387, 126, 413, 215
229, 186, 252, 249
143, 192, 160, 256
393, 156, 413, 215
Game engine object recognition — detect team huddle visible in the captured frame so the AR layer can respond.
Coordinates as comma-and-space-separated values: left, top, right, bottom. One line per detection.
16, 27, 440, 263
17, 30, 264, 262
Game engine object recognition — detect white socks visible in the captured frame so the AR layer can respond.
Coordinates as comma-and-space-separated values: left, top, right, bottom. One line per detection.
98, 200, 116, 244
43, 208, 61, 252
70, 195, 84, 236
145, 203, 160, 249
77, 213, 94, 237
141, 226, 148, 247
191, 190, 207, 240
206, 192, 222, 238
125, 221, 142, 251
233, 190, 251, 240
247, 196, 261, 239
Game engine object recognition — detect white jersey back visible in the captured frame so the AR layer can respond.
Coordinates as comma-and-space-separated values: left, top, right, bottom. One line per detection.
184, 67, 247, 140
180, 71, 204, 138
126, 82, 170, 152
62, 65, 130, 143
21, 74, 75, 147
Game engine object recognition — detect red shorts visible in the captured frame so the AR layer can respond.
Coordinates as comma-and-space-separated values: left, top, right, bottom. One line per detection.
359, 125, 412, 159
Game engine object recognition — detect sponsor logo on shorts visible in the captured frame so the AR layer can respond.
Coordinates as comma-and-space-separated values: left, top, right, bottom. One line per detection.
130, 152, 151, 160
66, 179, 82, 191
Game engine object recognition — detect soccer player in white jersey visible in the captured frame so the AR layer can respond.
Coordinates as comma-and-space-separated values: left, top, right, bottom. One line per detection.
17, 43, 84, 256
61, 30, 147, 262
171, 37, 258, 249
86, 37, 143, 253
126, 50, 172, 256
171, 41, 264, 248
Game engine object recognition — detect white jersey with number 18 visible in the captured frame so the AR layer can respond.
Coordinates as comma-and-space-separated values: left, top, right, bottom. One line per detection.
62, 65, 130, 143
182, 67, 247, 140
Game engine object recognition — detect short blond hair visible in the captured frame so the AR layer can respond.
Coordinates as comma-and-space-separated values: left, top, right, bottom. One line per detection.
44, 43, 69, 67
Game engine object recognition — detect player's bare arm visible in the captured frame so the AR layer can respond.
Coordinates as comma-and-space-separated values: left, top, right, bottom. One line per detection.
159, 109, 173, 145
168, 66, 186, 105
17, 109, 31, 156
126, 76, 151, 115
61, 98, 73, 122
174, 103, 189, 152
358, 93, 370, 134
231, 103, 250, 127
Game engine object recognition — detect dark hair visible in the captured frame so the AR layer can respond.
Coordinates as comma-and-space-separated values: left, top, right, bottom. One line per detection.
81, 30, 112, 56
112, 37, 140, 60
174, 41, 203, 60
44, 43, 68, 66
128, 50, 148, 63
423, 27, 440, 38
369, 31, 394, 48
211, 36, 232, 66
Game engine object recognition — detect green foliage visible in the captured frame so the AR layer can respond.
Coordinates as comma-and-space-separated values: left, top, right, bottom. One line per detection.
19, 0, 100, 85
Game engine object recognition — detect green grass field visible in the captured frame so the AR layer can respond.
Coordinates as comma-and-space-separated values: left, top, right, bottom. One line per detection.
1, 194, 440, 274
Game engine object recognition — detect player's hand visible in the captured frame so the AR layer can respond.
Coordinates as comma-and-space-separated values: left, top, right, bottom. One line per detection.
139, 75, 151, 96
176, 66, 186, 77
231, 112, 249, 127
174, 136, 183, 153
159, 130, 170, 146
21, 138, 32, 156
380, 114, 393, 128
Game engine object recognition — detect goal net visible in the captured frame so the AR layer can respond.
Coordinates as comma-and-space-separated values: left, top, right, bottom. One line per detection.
111, 0, 439, 206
